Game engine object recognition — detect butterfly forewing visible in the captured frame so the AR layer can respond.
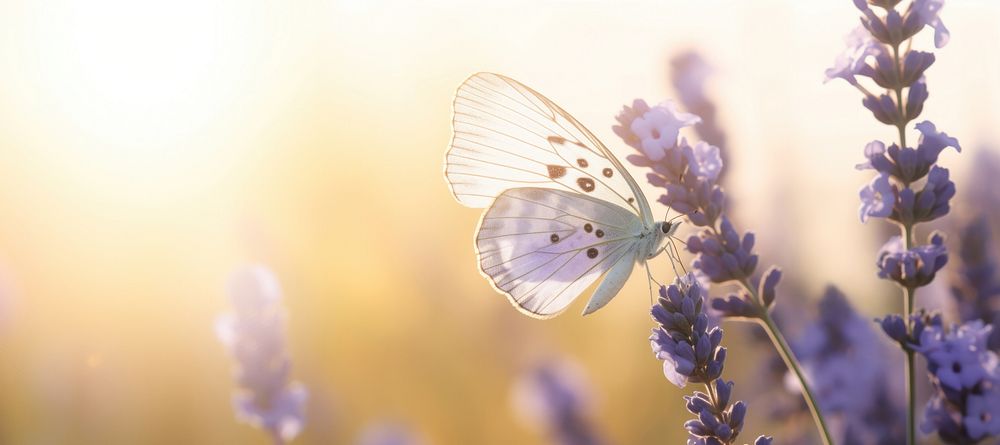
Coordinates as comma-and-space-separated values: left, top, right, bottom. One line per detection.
476, 187, 643, 318
446, 73, 652, 224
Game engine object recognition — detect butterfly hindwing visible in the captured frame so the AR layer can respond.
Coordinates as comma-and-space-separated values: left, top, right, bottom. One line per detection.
475, 187, 643, 318
446, 73, 652, 223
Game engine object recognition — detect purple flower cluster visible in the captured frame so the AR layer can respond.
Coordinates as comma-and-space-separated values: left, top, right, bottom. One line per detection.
614, 99, 723, 228
916, 320, 1000, 443
876, 232, 948, 288
510, 360, 604, 445
650, 275, 773, 445
217, 265, 307, 445
651, 275, 725, 388
857, 123, 961, 226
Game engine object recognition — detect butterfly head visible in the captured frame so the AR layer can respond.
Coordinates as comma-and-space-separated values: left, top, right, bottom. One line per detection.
640, 220, 681, 261
659, 220, 680, 237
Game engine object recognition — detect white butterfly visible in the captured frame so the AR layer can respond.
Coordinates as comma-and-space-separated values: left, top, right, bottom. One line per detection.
444, 73, 680, 319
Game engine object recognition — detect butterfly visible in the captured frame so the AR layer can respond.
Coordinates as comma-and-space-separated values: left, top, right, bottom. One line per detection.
444, 72, 681, 319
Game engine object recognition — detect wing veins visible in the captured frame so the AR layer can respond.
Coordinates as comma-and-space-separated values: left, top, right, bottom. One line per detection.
535, 240, 634, 314
460, 84, 566, 135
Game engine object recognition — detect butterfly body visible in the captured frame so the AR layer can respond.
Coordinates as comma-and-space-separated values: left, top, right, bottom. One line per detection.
445, 73, 678, 318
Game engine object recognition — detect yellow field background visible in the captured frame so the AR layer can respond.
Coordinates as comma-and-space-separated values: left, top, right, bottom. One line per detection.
0, 1, 998, 443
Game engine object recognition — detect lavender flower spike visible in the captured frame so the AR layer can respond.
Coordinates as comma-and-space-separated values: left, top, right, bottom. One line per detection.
217, 265, 307, 444
651, 274, 725, 388
511, 359, 604, 445
651, 274, 772, 445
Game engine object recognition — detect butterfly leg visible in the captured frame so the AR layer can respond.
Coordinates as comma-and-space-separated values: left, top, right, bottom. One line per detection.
667, 237, 688, 276
644, 260, 660, 305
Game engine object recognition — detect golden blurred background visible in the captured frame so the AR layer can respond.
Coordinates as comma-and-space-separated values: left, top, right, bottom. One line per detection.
0, 0, 998, 443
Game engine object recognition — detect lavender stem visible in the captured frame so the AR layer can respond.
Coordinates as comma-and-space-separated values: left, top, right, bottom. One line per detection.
739, 280, 833, 445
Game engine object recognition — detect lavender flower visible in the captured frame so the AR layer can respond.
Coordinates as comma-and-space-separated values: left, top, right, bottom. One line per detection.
824, 25, 883, 85
650, 275, 772, 445
856, 122, 960, 187
217, 265, 307, 445
615, 101, 723, 228
511, 359, 604, 445
876, 232, 948, 289
687, 218, 759, 285
651, 275, 725, 387
860, 173, 895, 222
670, 52, 727, 157
915, 320, 1000, 443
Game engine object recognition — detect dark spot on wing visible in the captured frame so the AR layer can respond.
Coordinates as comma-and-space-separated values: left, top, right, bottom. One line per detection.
602, 168, 613, 177
577, 177, 595, 192
577, 158, 589, 168
550, 233, 560, 243
584, 223, 593, 233
547, 165, 567, 179
595, 229, 604, 238
587, 248, 599, 259
546, 135, 567, 144
628, 197, 635, 204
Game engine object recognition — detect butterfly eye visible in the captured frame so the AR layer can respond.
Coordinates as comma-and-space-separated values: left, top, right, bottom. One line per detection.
661, 222, 673, 234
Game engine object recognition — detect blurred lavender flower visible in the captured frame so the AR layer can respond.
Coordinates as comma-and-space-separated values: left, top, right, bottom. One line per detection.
511, 359, 604, 445
217, 265, 307, 445
355, 422, 427, 445
951, 217, 1000, 350
651, 275, 773, 445
915, 320, 1000, 443
793, 287, 905, 444
670, 52, 727, 161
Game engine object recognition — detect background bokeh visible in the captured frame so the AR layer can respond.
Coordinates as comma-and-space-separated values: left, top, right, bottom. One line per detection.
0, 0, 998, 443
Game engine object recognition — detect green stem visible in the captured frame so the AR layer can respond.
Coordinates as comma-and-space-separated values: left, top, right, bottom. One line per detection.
892, 43, 907, 149
740, 281, 834, 445
894, 35, 917, 443
902, 223, 917, 445
904, 286, 916, 445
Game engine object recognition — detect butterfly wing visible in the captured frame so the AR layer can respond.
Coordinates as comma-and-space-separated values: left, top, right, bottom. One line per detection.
476, 187, 643, 318
445, 72, 655, 226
